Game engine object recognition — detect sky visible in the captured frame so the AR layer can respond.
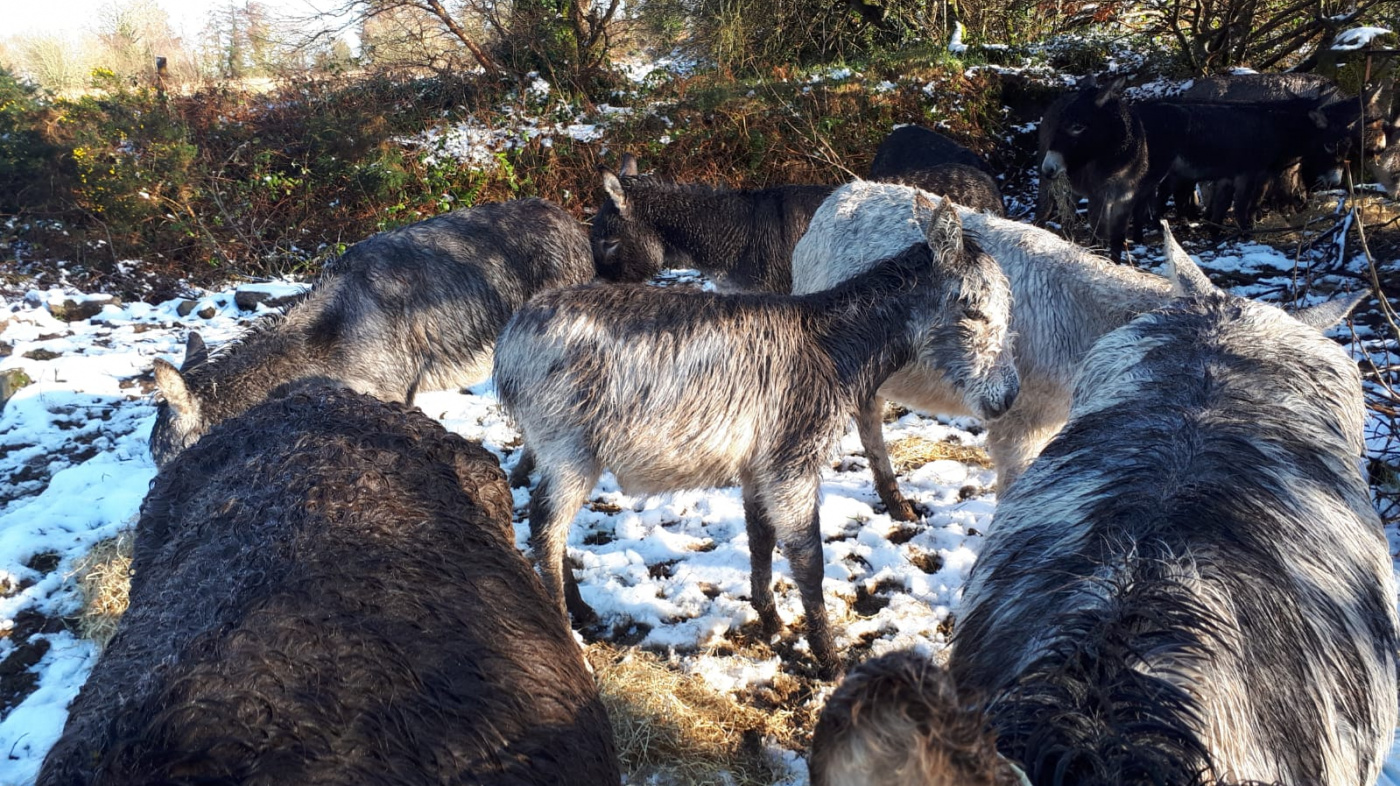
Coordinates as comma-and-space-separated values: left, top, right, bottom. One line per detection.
1, 0, 354, 44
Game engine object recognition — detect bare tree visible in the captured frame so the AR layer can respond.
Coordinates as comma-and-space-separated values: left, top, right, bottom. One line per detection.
1156, 0, 1392, 73
324, 0, 621, 94
19, 35, 90, 91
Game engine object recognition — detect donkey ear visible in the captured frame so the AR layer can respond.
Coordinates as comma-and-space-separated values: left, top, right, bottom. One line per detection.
620, 153, 639, 176
1160, 220, 1215, 298
153, 358, 197, 419
182, 331, 208, 371
921, 194, 964, 258
1294, 291, 1369, 330
1363, 83, 1387, 116
1094, 75, 1126, 107
600, 169, 630, 215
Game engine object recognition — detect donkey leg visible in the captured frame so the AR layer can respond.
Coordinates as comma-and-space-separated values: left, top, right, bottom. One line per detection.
856, 396, 916, 522
770, 473, 841, 680
528, 461, 600, 625
509, 446, 536, 488
742, 478, 782, 637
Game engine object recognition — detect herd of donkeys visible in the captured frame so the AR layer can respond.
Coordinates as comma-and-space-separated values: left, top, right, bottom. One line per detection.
32, 71, 1400, 785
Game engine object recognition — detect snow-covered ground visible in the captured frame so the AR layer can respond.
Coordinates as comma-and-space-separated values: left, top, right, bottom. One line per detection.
0, 228, 1396, 784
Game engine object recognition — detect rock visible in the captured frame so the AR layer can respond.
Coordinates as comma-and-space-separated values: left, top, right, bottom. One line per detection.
176, 299, 197, 317
49, 295, 120, 322
22, 349, 60, 361
1, 368, 31, 409
197, 304, 217, 320
234, 287, 300, 312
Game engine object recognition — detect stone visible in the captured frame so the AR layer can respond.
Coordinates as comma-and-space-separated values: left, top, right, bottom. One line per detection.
49, 295, 120, 322
1, 368, 31, 409
176, 299, 197, 317
234, 287, 300, 312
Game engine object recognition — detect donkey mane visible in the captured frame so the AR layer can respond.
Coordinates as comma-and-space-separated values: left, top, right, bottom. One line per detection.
991, 554, 1221, 786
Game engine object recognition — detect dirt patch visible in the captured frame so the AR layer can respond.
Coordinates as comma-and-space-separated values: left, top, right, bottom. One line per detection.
0, 609, 64, 715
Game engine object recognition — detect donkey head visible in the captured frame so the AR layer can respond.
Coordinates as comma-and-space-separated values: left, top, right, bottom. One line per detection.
913, 195, 1020, 421
810, 650, 1026, 786
591, 153, 667, 283
149, 331, 213, 467
1041, 75, 1130, 180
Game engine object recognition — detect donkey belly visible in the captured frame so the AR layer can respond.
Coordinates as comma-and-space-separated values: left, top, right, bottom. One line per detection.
595, 416, 761, 497
421, 346, 494, 392
878, 363, 973, 419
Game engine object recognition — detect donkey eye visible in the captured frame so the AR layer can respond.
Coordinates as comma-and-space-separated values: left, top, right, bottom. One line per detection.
1067, 123, 1086, 136
964, 308, 986, 321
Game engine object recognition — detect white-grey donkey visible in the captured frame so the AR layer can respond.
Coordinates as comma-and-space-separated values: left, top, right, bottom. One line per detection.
950, 224, 1396, 786
149, 198, 593, 466
793, 179, 1174, 514
494, 197, 1018, 679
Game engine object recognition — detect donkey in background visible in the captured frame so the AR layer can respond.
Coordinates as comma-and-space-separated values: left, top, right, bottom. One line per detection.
150, 198, 593, 466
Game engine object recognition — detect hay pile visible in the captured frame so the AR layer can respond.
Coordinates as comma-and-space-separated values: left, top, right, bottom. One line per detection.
71, 531, 134, 649
887, 435, 991, 475
587, 643, 811, 785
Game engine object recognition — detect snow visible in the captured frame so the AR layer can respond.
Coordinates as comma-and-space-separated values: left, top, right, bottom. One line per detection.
948, 21, 968, 55
1332, 26, 1393, 51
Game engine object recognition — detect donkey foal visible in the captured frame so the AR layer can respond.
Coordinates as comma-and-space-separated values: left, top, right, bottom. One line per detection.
495, 198, 1017, 678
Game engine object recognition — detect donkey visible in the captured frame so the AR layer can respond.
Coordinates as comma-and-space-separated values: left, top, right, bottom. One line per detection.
1040, 76, 1356, 260
591, 154, 834, 292
41, 384, 620, 785
809, 649, 1027, 786
495, 197, 1018, 678
149, 198, 593, 466
868, 125, 1007, 215
793, 180, 1173, 513
1166, 76, 1387, 222
950, 225, 1397, 786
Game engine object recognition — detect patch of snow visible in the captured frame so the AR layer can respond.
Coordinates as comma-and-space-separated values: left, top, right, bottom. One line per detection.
948, 21, 968, 55
1332, 27, 1393, 51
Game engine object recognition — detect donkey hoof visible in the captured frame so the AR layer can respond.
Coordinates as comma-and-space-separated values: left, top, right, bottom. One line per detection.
887, 498, 918, 523
815, 656, 845, 682
756, 607, 782, 638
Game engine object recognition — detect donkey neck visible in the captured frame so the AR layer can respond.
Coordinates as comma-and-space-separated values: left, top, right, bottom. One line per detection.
807, 259, 929, 403
189, 319, 333, 422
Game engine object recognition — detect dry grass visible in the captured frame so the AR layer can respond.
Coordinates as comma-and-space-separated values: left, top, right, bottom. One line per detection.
887, 435, 992, 475
586, 642, 813, 786
71, 531, 134, 649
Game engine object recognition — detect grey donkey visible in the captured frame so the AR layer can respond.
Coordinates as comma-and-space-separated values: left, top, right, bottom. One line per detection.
149, 198, 593, 466
951, 225, 1396, 786
494, 197, 1018, 679
794, 180, 1175, 514
591, 154, 835, 293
